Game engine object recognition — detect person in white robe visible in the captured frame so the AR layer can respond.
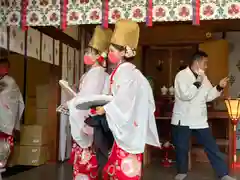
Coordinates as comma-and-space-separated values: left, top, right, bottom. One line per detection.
95, 19, 161, 180
0, 57, 24, 168
67, 26, 112, 180
171, 51, 235, 180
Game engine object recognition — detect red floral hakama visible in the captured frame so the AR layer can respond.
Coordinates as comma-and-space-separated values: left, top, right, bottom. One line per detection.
103, 143, 143, 180
73, 143, 98, 180
0, 132, 14, 168
69, 140, 76, 165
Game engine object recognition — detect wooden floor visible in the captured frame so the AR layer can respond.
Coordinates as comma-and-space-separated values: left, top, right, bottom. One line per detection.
3, 161, 240, 180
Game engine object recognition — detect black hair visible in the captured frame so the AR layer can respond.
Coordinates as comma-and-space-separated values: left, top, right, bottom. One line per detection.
85, 46, 108, 70
0, 57, 10, 67
190, 51, 208, 66
111, 43, 135, 61
85, 46, 100, 55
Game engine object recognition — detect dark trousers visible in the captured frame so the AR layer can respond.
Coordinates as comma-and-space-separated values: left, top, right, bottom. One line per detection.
172, 125, 228, 177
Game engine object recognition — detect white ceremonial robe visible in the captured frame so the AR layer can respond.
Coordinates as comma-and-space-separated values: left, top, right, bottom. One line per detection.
0, 75, 24, 135
68, 66, 109, 148
103, 63, 160, 154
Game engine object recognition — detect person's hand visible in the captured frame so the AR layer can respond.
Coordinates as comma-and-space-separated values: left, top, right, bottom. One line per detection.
96, 106, 105, 115
219, 77, 229, 88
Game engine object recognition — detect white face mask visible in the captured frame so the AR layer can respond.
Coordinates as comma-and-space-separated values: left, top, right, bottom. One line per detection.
197, 62, 205, 75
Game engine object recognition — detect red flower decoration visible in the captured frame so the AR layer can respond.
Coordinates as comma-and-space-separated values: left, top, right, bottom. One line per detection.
203, 5, 214, 16
30, 13, 39, 23
10, 13, 18, 23
111, 10, 121, 20
179, 6, 189, 17
134, 121, 138, 127
50, 13, 58, 22
155, 7, 165, 17
39, 0, 48, 6
90, 11, 100, 20
97, 56, 104, 63
90, 108, 96, 114
4, 104, 9, 109
79, 0, 89, 4
70, 12, 79, 21
228, 4, 240, 15
133, 8, 143, 18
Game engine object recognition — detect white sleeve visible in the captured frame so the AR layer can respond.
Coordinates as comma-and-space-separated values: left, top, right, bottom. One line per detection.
175, 73, 199, 101
78, 69, 106, 96
103, 78, 137, 135
205, 78, 221, 102
102, 74, 110, 95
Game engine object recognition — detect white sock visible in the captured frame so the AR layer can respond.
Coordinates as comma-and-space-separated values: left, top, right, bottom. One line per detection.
175, 174, 187, 180
221, 175, 236, 180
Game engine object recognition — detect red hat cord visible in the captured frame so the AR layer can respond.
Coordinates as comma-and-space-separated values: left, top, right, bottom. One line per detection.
97, 52, 107, 64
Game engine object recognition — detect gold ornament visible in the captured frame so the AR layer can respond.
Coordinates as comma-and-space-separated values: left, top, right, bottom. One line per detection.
206, 32, 212, 39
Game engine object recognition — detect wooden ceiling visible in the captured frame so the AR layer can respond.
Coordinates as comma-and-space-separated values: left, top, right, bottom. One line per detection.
83, 20, 240, 45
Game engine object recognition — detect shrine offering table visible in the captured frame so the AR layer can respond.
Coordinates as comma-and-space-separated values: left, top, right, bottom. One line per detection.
143, 111, 231, 170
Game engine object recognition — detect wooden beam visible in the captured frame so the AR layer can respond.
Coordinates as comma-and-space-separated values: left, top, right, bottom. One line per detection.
34, 27, 81, 49
139, 24, 208, 45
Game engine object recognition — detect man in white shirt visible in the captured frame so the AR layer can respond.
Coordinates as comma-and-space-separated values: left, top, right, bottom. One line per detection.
171, 51, 234, 180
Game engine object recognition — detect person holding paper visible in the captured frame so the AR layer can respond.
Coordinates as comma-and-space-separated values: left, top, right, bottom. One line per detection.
0, 57, 24, 168
67, 26, 112, 180
95, 19, 161, 180
171, 51, 234, 180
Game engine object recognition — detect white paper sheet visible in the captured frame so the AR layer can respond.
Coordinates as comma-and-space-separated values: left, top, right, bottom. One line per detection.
42, 33, 53, 64
59, 80, 77, 98
27, 28, 40, 60
54, 40, 60, 66
0, 26, 8, 50
68, 47, 74, 86
9, 27, 25, 55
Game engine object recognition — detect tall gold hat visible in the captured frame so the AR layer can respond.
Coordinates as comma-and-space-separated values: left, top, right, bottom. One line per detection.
88, 26, 113, 53
110, 19, 140, 49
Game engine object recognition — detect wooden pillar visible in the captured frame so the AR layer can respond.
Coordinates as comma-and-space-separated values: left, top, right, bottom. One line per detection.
47, 65, 61, 162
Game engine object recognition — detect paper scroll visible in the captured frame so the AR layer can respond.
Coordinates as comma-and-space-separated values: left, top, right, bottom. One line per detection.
0, 26, 7, 50
27, 28, 40, 60
54, 40, 60, 66
67, 47, 74, 86
42, 33, 53, 64
9, 27, 25, 55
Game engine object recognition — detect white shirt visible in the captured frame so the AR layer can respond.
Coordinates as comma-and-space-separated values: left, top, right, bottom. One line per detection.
171, 67, 221, 129
103, 63, 161, 154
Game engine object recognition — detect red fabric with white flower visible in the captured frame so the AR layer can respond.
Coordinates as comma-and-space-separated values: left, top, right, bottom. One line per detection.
103, 143, 143, 180
0, 132, 14, 151
0, 132, 14, 167
73, 143, 98, 180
